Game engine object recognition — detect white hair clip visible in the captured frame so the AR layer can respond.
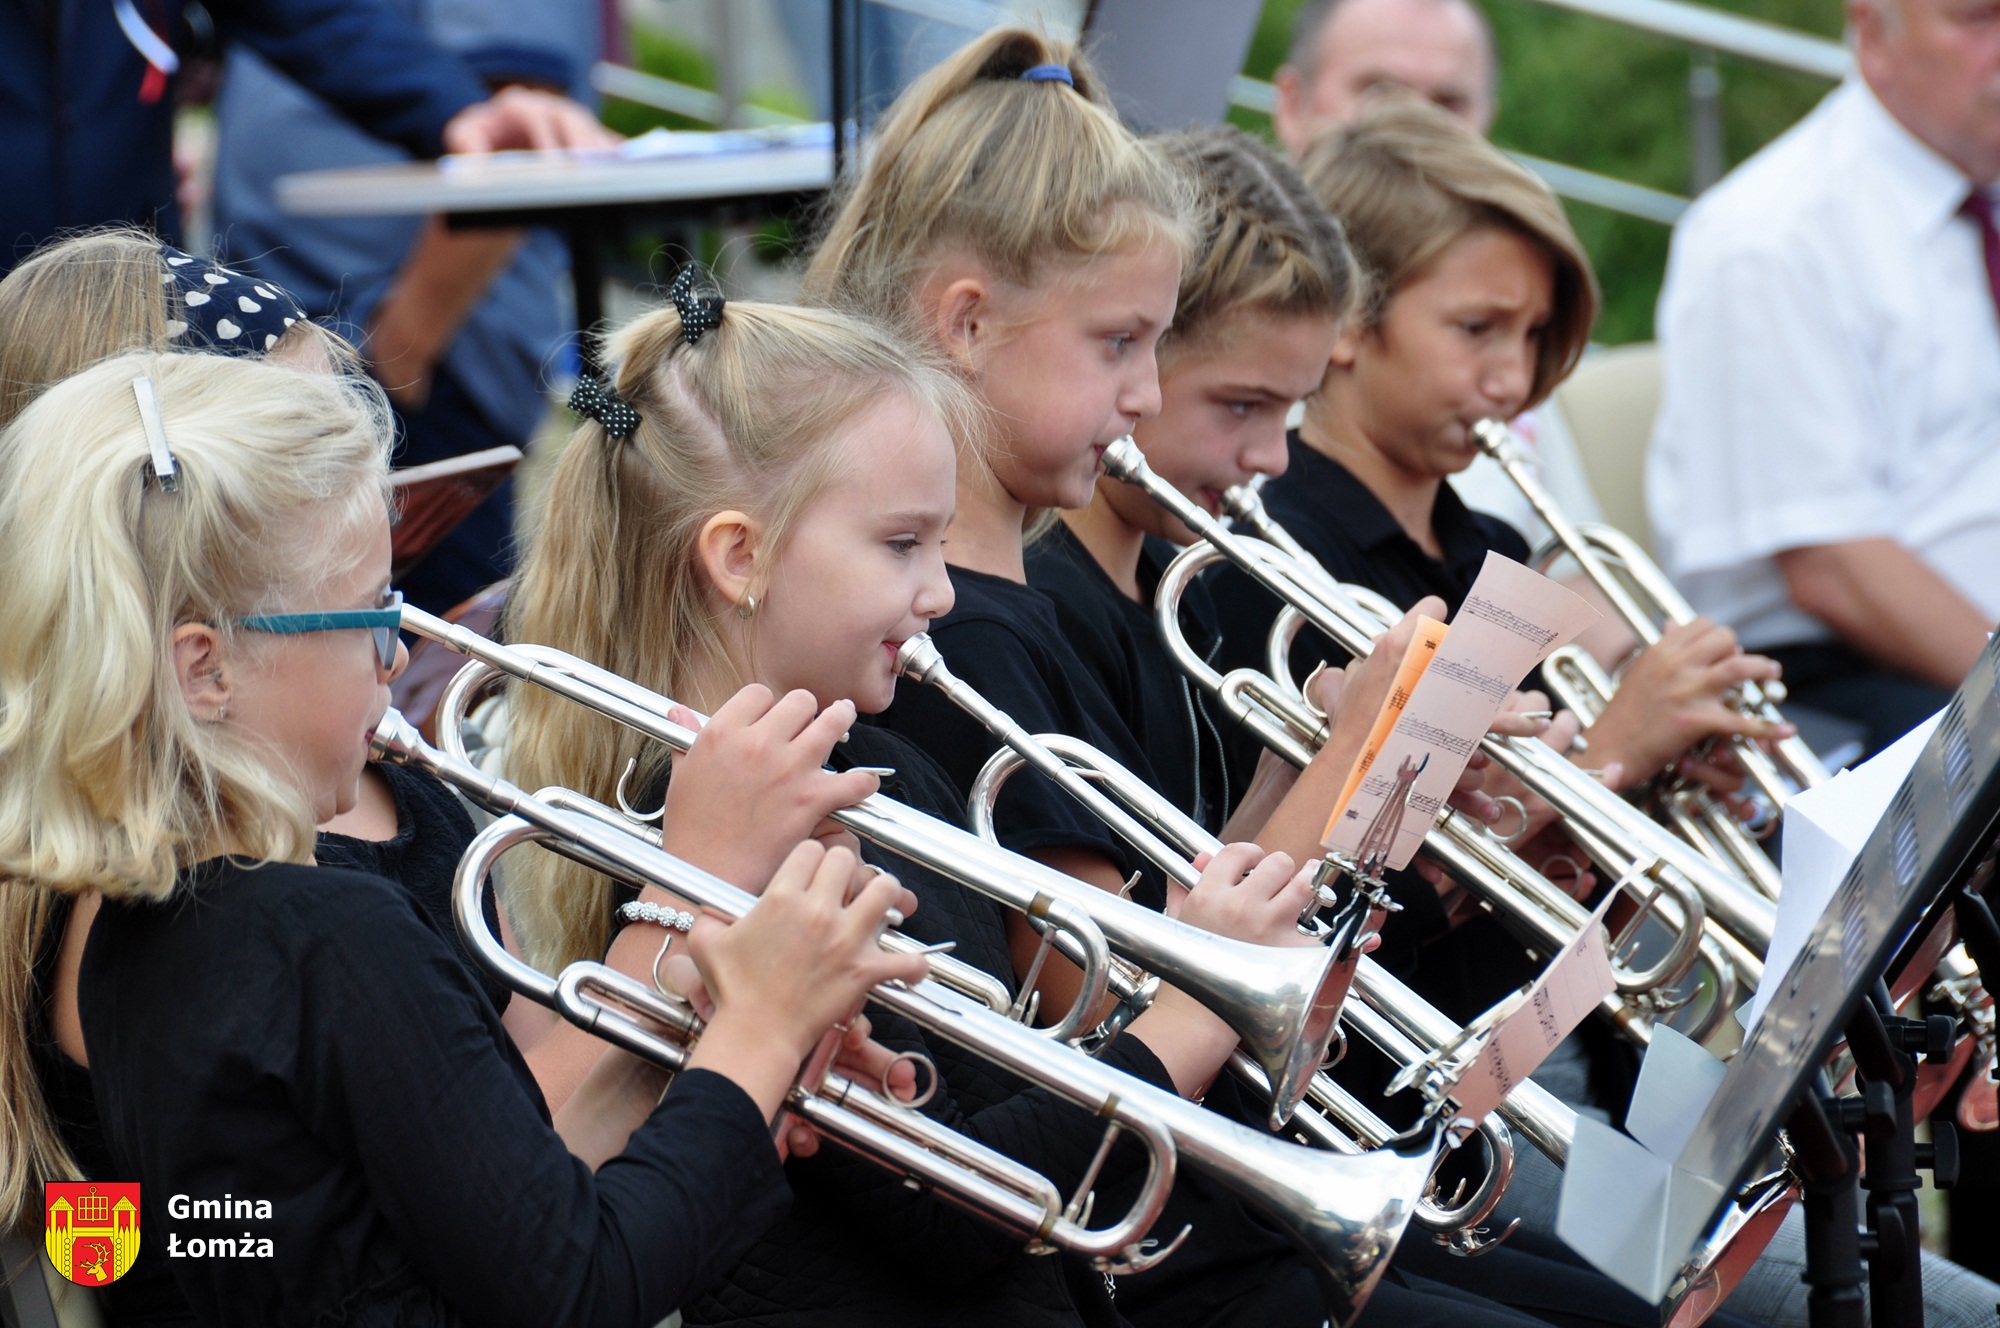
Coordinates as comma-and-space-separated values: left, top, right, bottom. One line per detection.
130, 375, 179, 492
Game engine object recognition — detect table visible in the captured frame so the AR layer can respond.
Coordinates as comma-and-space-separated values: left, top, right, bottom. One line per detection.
276, 145, 834, 372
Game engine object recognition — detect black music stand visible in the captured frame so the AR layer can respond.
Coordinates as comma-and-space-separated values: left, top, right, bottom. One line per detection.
1556, 631, 2000, 1321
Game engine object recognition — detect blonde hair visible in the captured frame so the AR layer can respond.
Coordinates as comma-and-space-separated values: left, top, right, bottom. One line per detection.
1297, 97, 1599, 407
505, 297, 981, 975
1152, 125, 1362, 358
0, 350, 392, 1229
800, 27, 1199, 330
0, 228, 355, 431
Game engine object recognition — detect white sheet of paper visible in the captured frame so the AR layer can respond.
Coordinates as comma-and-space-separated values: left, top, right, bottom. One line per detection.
1452, 889, 1619, 1124
1738, 710, 1943, 1034
1325, 552, 1597, 870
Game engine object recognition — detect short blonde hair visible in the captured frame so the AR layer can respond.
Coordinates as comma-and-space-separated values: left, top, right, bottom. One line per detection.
800, 27, 1199, 330
505, 297, 981, 975
0, 349, 390, 1230
1152, 124, 1362, 357
0, 228, 355, 431
1298, 96, 1599, 407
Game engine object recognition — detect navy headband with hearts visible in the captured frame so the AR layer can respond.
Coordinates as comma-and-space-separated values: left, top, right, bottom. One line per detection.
157, 245, 312, 356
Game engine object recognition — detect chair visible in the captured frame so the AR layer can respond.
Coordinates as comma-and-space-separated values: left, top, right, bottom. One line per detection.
1548, 342, 1662, 557
1, 1228, 102, 1328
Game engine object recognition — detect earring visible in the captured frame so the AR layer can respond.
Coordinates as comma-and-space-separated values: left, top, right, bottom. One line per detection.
736, 592, 758, 620
214, 701, 228, 724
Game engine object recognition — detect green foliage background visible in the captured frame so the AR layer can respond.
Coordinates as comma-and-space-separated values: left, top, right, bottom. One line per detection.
1232, 0, 1845, 343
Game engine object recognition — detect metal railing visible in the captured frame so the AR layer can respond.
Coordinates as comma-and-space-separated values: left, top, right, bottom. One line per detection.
599, 0, 1847, 225
1225, 74, 1694, 225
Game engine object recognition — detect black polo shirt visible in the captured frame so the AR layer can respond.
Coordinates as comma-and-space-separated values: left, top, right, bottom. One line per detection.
1025, 521, 1234, 834
1213, 434, 1530, 682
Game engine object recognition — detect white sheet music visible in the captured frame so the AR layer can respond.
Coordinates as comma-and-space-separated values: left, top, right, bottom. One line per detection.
1451, 888, 1619, 1124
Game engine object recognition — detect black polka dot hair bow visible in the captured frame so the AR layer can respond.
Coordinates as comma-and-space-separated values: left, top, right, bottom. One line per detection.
668, 263, 726, 345
569, 375, 641, 439
157, 245, 311, 356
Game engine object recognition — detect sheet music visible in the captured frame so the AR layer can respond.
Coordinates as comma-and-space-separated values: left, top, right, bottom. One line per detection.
1452, 888, 1618, 1124
1323, 552, 1598, 871
1738, 710, 1943, 1033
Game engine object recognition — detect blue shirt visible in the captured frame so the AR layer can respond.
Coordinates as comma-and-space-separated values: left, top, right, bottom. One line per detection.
1, 0, 487, 267
212, 0, 597, 442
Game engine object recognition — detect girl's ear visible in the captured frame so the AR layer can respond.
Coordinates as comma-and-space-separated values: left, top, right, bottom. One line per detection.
916, 270, 993, 373
172, 623, 232, 724
1328, 317, 1364, 372
695, 510, 764, 613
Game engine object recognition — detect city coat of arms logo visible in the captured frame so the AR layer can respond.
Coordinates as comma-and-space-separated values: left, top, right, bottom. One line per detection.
44, 1183, 141, 1286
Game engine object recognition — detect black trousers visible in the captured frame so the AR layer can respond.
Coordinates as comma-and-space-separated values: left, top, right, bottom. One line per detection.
1761, 642, 1954, 759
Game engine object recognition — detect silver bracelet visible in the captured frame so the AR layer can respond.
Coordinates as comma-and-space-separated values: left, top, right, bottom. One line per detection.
618, 900, 695, 932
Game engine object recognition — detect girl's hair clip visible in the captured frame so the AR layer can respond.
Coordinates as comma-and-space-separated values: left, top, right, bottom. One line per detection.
569, 375, 641, 439
1019, 64, 1075, 87
130, 375, 179, 492
668, 263, 726, 345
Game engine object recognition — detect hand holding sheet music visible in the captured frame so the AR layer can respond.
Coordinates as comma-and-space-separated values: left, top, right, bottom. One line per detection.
1323, 553, 1599, 872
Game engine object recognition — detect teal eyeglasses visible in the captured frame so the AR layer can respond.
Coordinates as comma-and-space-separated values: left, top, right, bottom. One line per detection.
236, 591, 404, 671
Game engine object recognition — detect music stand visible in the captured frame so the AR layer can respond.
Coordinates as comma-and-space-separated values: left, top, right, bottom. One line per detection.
1557, 631, 2000, 1311
1081, 0, 1264, 133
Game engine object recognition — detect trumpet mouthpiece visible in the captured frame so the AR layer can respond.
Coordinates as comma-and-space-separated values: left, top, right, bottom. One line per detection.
894, 634, 951, 686
1097, 436, 1144, 480
368, 708, 424, 765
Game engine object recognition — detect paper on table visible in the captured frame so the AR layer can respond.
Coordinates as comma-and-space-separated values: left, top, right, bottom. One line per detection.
1737, 710, 1943, 1033
439, 123, 833, 170
1451, 887, 1619, 1124
1325, 616, 1449, 834
1323, 552, 1598, 871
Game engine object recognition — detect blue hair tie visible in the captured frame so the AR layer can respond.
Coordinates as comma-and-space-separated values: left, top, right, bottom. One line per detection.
1020, 64, 1074, 87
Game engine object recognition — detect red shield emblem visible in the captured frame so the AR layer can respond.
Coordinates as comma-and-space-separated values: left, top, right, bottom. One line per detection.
44, 1182, 141, 1286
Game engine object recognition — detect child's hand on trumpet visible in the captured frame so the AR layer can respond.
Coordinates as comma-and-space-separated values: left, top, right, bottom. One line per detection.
660, 687, 878, 893
682, 841, 928, 1150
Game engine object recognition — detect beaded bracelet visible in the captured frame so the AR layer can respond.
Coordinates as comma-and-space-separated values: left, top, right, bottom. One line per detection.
618, 900, 696, 998
618, 900, 694, 932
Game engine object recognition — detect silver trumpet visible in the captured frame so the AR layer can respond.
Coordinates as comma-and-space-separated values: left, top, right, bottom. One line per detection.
1469, 419, 1806, 898
958, 723, 1567, 1255
1220, 462, 2000, 1126
935, 648, 1795, 1321
373, 707, 1443, 1324
1152, 542, 1709, 1035
401, 603, 1356, 1129
1469, 418, 1829, 808
1098, 437, 1767, 992
1531, 638, 1788, 901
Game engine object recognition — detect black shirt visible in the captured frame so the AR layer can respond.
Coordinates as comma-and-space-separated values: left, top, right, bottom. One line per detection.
80, 857, 789, 1327
872, 567, 1321, 1327
316, 760, 507, 1012
28, 764, 495, 1323
1026, 523, 1234, 834
871, 564, 1168, 907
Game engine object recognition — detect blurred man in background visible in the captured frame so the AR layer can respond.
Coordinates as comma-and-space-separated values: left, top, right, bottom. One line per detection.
212, 0, 609, 616
3, 0, 602, 271
1647, 0, 1999, 756
1272, 0, 1498, 150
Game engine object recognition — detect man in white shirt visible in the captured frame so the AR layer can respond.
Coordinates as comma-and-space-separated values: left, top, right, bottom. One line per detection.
1647, 0, 2000, 754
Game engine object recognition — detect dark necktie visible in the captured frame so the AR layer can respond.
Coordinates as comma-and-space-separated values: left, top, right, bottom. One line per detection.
1965, 189, 2000, 320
